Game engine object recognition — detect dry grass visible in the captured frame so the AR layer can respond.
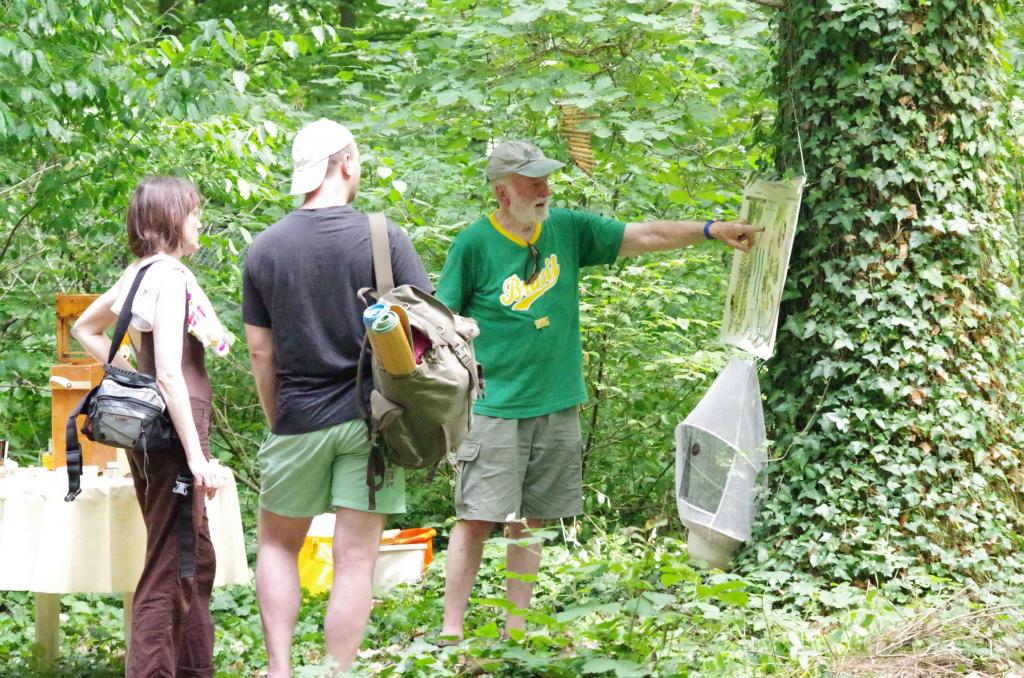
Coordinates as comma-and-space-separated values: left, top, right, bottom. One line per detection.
830, 595, 1024, 678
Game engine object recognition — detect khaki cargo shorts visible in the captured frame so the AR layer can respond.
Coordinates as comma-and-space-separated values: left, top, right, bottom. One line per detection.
454, 406, 582, 522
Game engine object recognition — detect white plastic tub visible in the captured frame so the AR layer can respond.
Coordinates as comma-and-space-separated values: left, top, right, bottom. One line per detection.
299, 515, 434, 593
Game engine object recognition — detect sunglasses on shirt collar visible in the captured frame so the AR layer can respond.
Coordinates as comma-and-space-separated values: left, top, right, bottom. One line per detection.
524, 243, 541, 284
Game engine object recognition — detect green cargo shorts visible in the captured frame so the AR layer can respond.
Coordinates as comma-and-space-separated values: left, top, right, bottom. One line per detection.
258, 418, 405, 517
454, 406, 582, 522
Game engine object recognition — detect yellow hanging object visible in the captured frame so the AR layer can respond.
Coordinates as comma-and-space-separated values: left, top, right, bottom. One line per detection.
559, 104, 595, 176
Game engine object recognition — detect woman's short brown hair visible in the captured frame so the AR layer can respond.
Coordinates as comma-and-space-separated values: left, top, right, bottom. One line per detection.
126, 176, 200, 258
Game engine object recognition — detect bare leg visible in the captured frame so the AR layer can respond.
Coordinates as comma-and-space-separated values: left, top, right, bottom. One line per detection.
323, 507, 387, 672
441, 519, 495, 638
255, 509, 312, 678
505, 519, 547, 633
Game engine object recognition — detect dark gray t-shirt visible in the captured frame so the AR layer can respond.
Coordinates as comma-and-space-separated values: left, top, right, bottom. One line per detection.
242, 205, 432, 435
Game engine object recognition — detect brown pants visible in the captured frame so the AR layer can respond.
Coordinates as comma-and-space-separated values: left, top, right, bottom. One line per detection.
126, 400, 217, 678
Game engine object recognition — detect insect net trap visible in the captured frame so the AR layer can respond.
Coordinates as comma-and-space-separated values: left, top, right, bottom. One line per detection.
676, 359, 767, 568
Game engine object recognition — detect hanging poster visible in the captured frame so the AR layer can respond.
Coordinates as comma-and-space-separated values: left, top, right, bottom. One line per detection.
719, 176, 806, 359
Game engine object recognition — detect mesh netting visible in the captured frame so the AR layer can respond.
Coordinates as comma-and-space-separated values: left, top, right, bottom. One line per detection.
675, 359, 766, 542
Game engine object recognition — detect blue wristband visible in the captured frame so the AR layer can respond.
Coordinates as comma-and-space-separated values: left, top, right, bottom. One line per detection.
703, 219, 716, 240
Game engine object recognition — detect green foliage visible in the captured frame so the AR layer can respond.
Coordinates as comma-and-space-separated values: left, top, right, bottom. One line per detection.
0, 0, 299, 480
342, 0, 776, 527
3, 2, 1024, 670
3, 524, 1022, 675
0, 0, 775, 528
747, 0, 1024, 588
1006, 2, 1024, 290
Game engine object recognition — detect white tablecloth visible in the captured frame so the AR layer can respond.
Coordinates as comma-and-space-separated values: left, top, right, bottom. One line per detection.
0, 466, 249, 594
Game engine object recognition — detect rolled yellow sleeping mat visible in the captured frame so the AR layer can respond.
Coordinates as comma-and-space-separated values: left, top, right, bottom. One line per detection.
367, 307, 416, 376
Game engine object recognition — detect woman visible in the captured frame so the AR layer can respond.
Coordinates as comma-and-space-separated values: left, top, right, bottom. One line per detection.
73, 176, 232, 677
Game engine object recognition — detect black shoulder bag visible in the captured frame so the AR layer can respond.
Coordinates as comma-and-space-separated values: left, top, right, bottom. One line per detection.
64, 264, 180, 501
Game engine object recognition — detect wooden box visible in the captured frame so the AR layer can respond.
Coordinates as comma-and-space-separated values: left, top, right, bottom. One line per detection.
50, 363, 119, 468
50, 294, 118, 468
56, 294, 101, 364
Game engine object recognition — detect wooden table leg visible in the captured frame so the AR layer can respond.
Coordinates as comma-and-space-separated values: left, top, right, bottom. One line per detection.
123, 592, 133, 676
34, 593, 60, 667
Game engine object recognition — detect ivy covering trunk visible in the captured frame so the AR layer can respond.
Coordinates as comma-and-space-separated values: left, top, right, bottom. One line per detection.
749, 0, 1024, 586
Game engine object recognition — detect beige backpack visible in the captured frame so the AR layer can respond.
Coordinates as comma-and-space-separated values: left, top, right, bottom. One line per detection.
357, 213, 482, 508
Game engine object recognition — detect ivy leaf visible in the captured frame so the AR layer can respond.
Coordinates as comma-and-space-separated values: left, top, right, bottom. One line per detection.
473, 621, 500, 639
909, 231, 931, 249
668, 189, 688, 204
819, 584, 863, 609
718, 589, 749, 606
581, 658, 647, 677
231, 70, 249, 93
824, 413, 850, 432
501, 7, 544, 25
860, 17, 881, 33
555, 601, 622, 622
15, 50, 32, 74
623, 125, 645, 143
436, 89, 459, 105
920, 268, 945, 288
643, 592, 676, 609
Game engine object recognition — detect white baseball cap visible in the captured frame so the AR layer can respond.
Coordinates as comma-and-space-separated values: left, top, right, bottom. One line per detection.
289, 119, 356, 195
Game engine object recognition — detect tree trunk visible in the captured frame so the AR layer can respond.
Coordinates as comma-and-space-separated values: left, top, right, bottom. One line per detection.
748, 1, 1024, 585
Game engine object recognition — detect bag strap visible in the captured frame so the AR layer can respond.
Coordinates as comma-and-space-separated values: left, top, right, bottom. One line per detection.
368, 212, 394, 294
65, 266, 152, 501
66, 261, 172, 502
355, 332, 386, 510
361, 212, 395, 509
107, 263, 155, 365
174, 471, 197, 577
355, 333, 372, 438
63, 389, 96, 501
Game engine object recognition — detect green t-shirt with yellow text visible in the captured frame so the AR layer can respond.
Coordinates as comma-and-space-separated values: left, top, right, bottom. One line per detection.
436, 208, 625, 418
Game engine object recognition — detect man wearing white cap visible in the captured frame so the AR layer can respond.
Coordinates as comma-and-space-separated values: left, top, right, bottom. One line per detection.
436, 140, 761, 640
242, 118, 432, 674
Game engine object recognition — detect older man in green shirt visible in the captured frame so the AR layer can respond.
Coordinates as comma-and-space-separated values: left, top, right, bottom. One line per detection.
436, 140, 760, 640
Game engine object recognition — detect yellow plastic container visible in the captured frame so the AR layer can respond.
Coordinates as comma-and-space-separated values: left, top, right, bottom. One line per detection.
297, 535, 336, 596
297, 515, 436, 595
